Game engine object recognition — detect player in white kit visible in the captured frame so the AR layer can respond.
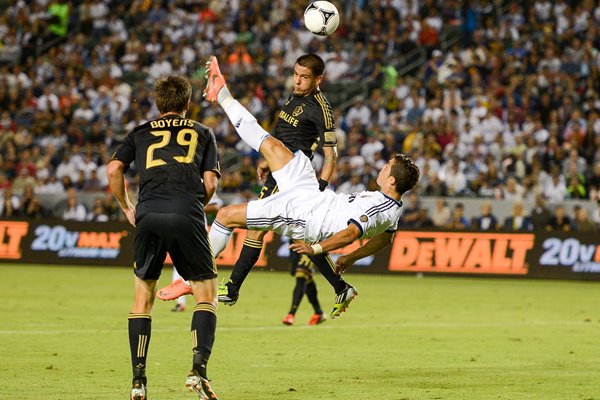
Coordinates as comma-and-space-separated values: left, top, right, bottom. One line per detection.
205, 56, 420, 317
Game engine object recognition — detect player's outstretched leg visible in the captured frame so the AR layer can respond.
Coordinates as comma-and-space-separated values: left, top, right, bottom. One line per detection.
204, 55, 294, 173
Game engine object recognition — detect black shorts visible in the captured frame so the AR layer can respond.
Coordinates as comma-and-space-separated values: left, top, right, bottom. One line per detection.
258, 173, 279, 199
133, 212, 217, 281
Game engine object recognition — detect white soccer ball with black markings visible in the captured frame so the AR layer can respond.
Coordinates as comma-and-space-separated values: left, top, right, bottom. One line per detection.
304, 1, 340, 36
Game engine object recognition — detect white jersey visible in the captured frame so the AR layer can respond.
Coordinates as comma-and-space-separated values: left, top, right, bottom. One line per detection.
246, 152, 404, 243
305, 189, 404, 242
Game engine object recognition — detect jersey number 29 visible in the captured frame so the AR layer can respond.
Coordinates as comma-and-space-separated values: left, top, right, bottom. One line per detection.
146, 129, 198, 169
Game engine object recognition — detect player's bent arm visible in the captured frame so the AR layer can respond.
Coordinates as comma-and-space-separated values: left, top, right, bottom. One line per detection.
335, 231, 394, 273
106, 160, 136, 226
289, 223, 361, 255
202, 170, 219, 206
319, 145, 338, 185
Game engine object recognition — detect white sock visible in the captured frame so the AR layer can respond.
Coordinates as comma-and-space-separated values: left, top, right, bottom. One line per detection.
221, 100, 271, 152
209, 220, 234, 258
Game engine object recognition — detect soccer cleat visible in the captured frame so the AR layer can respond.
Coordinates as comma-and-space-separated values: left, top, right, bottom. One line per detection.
308, 313, 327, 325
217, 281, 239, 306
130, 379, 147, 400
171, 303, 185, 312
331, 285, 358, 319
282, 313, 295, 325
203, 55, 227, 103
186, 371, 218, 400
156, 278, 192, 301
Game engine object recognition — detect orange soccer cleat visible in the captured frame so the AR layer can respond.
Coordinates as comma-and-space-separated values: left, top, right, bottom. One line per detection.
203, 55, 227, 103
156, 278, 192, 301
308, 313, 327, 326
282, 313, 295, 326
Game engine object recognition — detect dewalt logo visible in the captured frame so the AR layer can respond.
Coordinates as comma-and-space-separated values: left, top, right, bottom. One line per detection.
389, 232, 534, 275
0, 221, 29, 259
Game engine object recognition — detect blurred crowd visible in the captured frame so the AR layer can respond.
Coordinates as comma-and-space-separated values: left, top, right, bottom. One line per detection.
1, 0, 600, 229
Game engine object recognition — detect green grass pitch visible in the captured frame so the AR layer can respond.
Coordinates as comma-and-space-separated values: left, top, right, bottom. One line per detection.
1, 264, 600, 399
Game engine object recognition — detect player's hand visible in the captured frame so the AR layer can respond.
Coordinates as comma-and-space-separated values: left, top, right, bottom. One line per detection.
334, 255, 354, 274
289, 241, 313, 255
123, 207, 136, 227
257, 160, 270, 182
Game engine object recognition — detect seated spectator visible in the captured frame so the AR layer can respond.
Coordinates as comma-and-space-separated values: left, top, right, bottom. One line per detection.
503, 202, 534, 231
431, 198, 452, 228
543, 166, 567, 203
415, 208, 434, 228
22, 195, 45, 219
471, 201, 499, 231
566, 175, 587, 199
446, 202, 470, 229
545, 205, 572, 232
12, 168, 38, 193
88, 198, 109, 222
398, 191, 420, 227
502, 177, 525, 202
530, 194, 552, 230
62, 190, 87, 221
572, 205, 596, 232
0, 189, 20, 218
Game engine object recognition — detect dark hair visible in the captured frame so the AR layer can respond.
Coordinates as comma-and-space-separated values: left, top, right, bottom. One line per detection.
296, 54, 325, 77
391, 154, 420, 195
154, 75, 192, 114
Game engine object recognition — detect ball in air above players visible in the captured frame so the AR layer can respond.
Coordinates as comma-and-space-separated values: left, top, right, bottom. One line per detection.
304, 1, 340, 36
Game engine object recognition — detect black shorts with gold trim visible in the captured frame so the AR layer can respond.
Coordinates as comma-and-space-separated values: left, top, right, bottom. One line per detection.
133, 212, 216, 281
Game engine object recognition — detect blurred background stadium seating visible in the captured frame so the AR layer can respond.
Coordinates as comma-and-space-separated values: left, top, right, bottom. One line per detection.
1, 0, 599, 231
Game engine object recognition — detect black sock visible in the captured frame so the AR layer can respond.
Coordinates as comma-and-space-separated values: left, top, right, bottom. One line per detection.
305, 279, 323, 315
229, 238, 263, 291
128, 314, 151, 385
191, 303, 217, 379
309, 253, 347, 293
289, 277, 307, 314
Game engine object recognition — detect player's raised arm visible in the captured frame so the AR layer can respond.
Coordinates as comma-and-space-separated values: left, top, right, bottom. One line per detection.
334, 231, 395, 274
289, 223, 361, 255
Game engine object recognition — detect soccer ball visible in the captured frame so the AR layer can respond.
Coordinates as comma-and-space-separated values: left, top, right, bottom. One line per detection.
304, 1, 340, 36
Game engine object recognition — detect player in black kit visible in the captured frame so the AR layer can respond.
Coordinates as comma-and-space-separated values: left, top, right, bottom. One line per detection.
157, 54, 337, 324
107, 75, 221, 400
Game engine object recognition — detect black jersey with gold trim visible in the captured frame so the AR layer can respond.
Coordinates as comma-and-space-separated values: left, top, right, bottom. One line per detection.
273, 89, 336, 158
113, 115, 220, 219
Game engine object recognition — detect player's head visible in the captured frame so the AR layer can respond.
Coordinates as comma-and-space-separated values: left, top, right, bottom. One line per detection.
293, 54, 325, 96
155, 75, 192, 115
377, 154, 420, 197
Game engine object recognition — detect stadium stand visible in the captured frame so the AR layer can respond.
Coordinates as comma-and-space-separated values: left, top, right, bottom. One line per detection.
0, 0, 599, 230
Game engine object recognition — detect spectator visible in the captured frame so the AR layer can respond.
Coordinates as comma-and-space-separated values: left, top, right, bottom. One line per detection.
503, 202, 534, 231
62, 189, 87, 221
572, 205, 596, 232
545, 205, 572, 232
398, 191, 420, 227
430, 198, 452, 228
88, 197, 109, 221
530, 194, 553, 230
446, 202, 470, 229
0, 189, 20, 218
471, 201, 499, 231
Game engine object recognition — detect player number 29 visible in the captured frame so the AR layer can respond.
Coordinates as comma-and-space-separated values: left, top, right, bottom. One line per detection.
146, 129, 198, 169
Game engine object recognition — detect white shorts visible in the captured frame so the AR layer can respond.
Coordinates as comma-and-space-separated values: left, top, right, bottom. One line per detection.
246, 152, 320, 240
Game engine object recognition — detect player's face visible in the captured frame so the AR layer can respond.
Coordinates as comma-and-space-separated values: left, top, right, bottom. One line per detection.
376, 158, 395, 187
293, 64, 321, 96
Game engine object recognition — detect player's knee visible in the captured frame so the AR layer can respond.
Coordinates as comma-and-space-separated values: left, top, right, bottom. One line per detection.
215, 206, 235, 227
